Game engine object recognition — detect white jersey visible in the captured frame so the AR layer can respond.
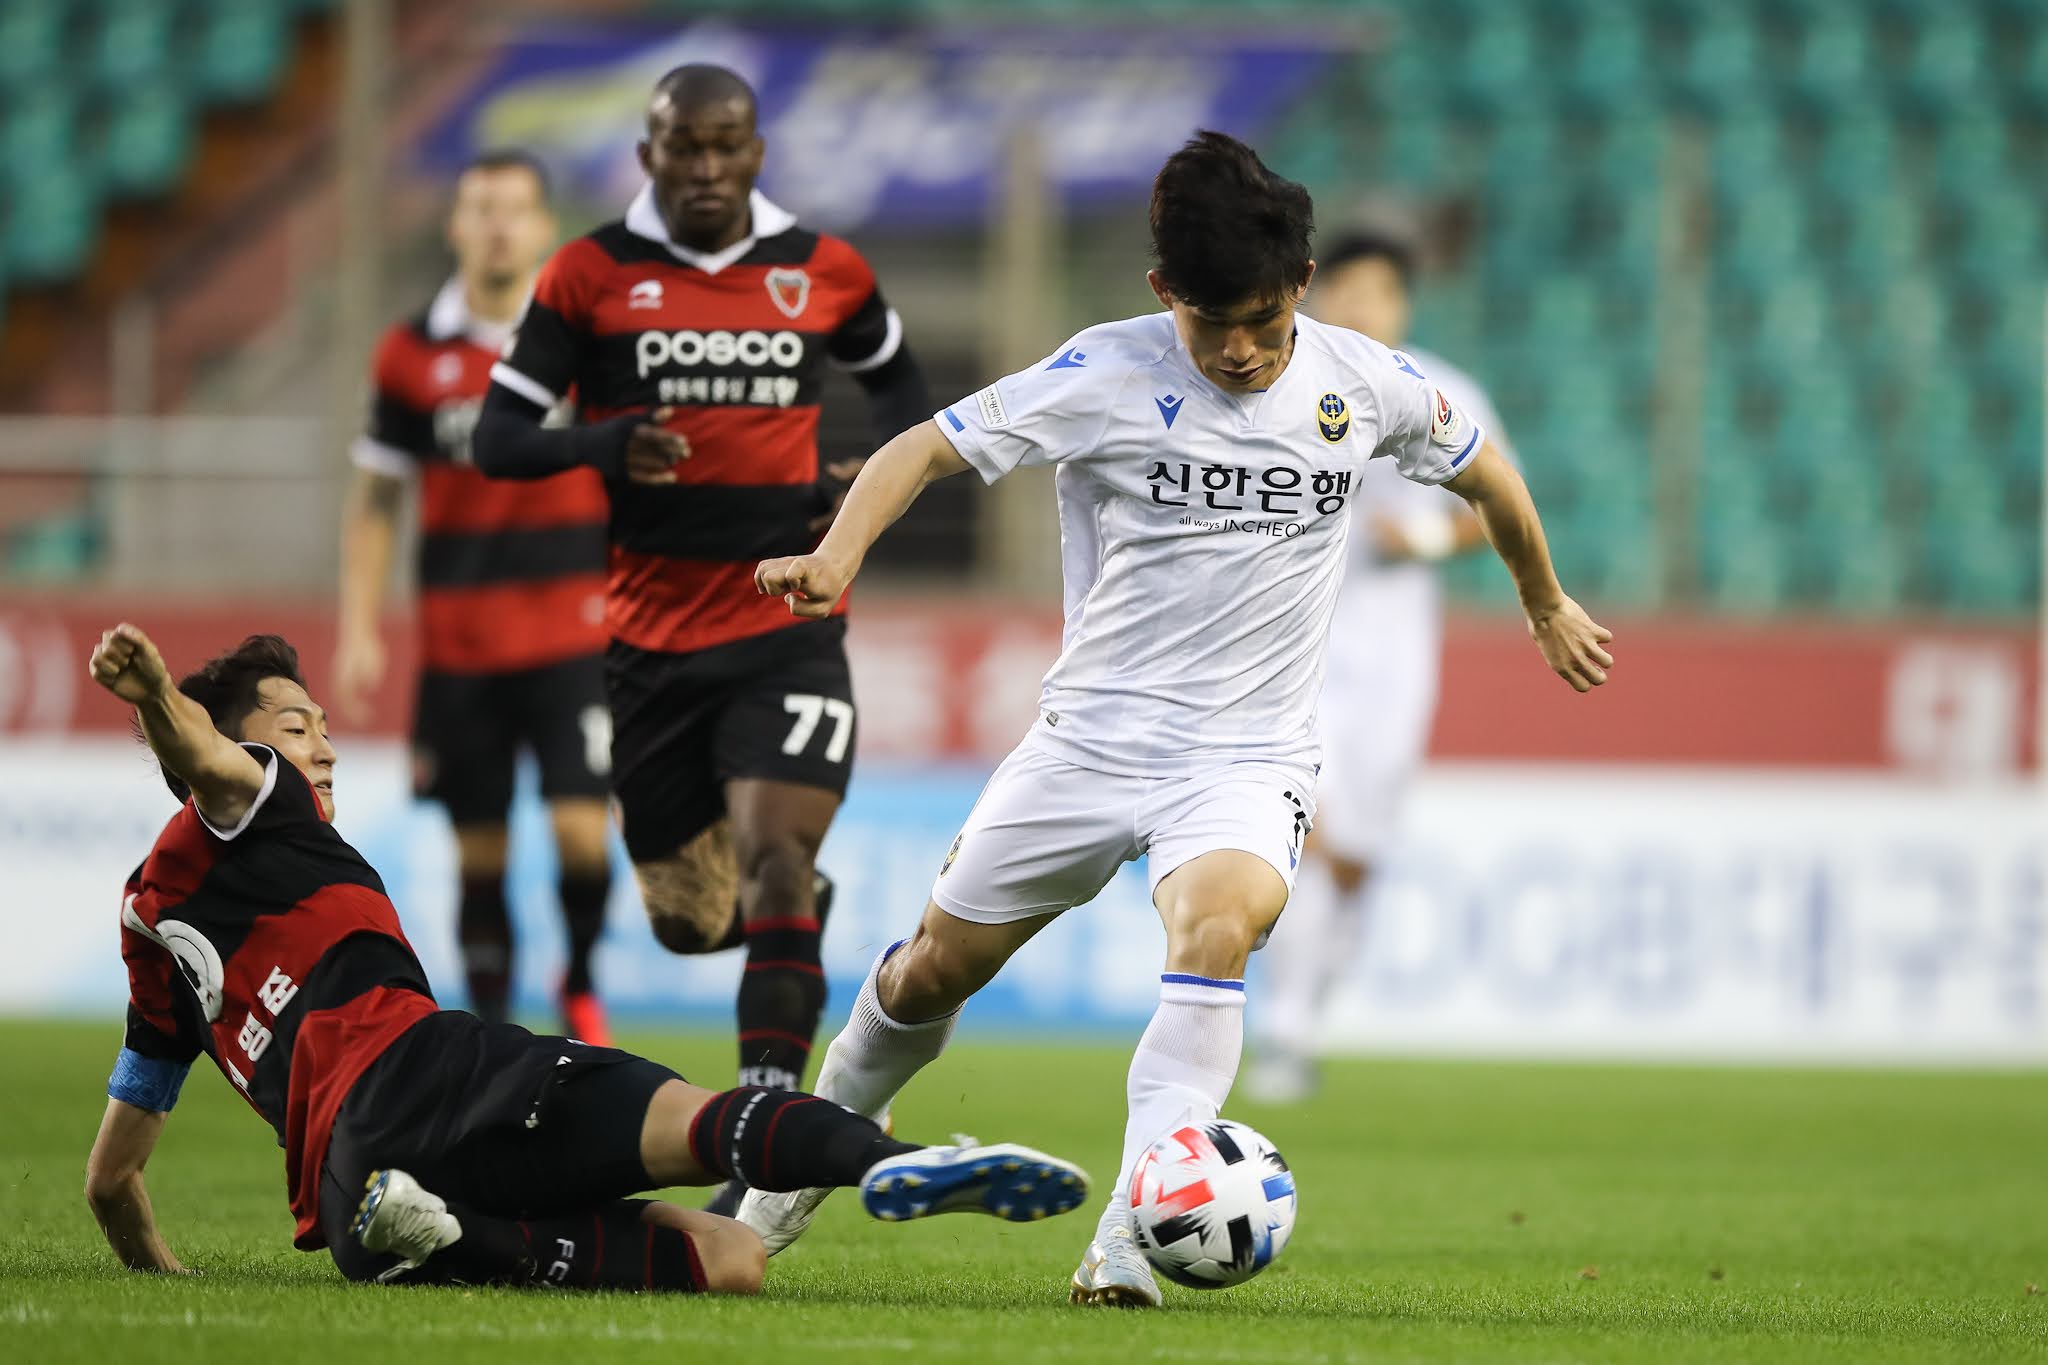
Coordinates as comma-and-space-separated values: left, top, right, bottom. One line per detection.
935, 311, 1486, 777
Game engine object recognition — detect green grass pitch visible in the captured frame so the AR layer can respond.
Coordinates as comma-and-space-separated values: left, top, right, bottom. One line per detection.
1, 1018, 2042, 1364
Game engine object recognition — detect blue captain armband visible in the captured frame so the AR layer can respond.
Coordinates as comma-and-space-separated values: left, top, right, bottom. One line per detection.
108, 1048, 191, 1113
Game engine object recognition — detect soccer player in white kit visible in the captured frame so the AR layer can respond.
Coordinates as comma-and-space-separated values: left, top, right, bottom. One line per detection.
744, 133, 1612, 1305
1248, 232, 1514, 1103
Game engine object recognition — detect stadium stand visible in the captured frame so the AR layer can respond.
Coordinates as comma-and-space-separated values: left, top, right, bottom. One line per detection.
2, 0, 2039, 613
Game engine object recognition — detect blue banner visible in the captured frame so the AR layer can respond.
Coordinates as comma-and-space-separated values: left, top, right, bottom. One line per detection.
418, 21, 1335, 231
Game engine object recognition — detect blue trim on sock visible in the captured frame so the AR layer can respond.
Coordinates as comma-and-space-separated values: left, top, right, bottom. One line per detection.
1159, 972, 1245, 991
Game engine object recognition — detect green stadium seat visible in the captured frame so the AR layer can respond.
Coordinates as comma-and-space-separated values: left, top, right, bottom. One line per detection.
95, 80, 194, 196
84, 0, 178, 90
1813, 105, 1896, 201
1790, 2, 1877, 109
1932, 111, 2011, 200
1677, 8, 1762, 111
1698, 516, 1794, 611
1565, 2, 1651, 113
1, 84, 82, 197
1453, 9, 1538, 114
3, 164, 99, 281
191, 2, 290, 104
1906, 19, 1990, 114
0, 0, 69, 96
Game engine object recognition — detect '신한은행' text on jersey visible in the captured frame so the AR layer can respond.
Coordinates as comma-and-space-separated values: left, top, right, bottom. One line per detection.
491, 188, 904, 656
933, 311, 1485, 777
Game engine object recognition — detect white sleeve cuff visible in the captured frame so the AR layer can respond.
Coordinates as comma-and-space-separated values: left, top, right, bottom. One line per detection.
935, 405, 1004, 485
489, 362, 560, 409
835, 309, 903, 374
195, 748, 280, 842
349, 437, 417, 479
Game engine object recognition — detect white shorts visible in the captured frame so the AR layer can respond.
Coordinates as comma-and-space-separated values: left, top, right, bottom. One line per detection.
930, 739, 1317, 925
1315, 573, 1441, 864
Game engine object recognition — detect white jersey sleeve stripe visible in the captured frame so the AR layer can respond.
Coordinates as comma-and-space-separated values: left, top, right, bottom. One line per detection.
489, 361, 559, 410
834, 308, 903, 373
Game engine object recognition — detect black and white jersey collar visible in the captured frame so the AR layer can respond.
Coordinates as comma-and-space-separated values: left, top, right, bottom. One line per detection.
624, 185, 799, 276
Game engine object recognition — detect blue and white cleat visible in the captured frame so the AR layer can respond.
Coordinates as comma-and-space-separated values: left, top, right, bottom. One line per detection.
353, 1168, 462, 1281
859, 1139, 1089, 1227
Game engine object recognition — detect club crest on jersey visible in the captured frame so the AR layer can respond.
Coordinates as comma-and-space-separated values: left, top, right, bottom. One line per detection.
765, 268, 810, 319
628, 280, 664, 310
1316, 391, 1350, 443
430, 353, 465, 389
1430, 388, 1462, 444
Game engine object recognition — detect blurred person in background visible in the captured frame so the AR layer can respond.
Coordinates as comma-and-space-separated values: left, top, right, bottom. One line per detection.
472, 65, 932, 1216
1247, 232, 1516, 1103
334, 150, 616, 1046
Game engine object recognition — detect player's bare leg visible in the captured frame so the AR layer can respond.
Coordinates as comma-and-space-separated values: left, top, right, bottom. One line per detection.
1249, 837, 1371, 1104
453, 824, 513, 1025
550, 797, 614, 1044
1075, 850, 1288, 1309
737, 902, 1054, 1252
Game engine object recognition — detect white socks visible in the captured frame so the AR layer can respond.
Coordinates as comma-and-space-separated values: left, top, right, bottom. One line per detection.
1110, 973, 1247, 1224
809, 940, 957, 1125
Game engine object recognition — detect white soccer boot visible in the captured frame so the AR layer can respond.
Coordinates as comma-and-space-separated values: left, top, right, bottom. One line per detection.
737, 1182, 835, 1257
1069, 1194, 1163, 1308
352, 1168, 462, 1280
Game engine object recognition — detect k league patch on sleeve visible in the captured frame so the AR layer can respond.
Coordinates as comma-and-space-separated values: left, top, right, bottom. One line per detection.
1429, 387, 1464, 445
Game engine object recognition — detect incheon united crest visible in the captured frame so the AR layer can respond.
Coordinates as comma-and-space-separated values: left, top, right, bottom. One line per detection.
1316, 391, 1350, 443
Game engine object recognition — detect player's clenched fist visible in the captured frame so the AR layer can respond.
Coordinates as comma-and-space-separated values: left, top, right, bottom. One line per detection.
756, 553, 853, 620
1525, 597, 1613, 693
89, 623, 172, 704
623, 406, 691, 485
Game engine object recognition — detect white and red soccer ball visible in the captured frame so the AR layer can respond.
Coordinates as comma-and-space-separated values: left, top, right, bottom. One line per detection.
1128, 1119, 1297, 1289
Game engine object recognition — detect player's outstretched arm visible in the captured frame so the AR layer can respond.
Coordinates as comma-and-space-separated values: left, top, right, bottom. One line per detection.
88, 624, 267, 825
85, 1097, 187, 1273
1444, 445, 1614, 692
757, 419, 971, 619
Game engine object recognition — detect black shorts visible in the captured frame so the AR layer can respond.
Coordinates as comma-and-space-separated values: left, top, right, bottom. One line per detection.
320, 1010, 680, 1279
412, 653, 609, 823
606, 620, 855, 862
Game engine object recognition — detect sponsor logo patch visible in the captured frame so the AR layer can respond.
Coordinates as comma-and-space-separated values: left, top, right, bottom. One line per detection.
940, 832, 964, 877
1155, 394, 1184, 429
628, 279, 664, 310
975, 384, 1010, 429
1044, 347, 1088, 370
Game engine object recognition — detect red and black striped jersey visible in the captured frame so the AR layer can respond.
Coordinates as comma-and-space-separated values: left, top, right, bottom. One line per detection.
492, 188, 902, 656
355, 279, 608, 675
120, 743, 439, 1248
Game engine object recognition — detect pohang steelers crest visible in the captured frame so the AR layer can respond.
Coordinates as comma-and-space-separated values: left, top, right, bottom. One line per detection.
1316, 391, 1350, 443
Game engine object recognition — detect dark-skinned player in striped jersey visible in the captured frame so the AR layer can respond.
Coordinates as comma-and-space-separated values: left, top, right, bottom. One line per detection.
82, 624, 1086, 1292
473, 64, 931, 1216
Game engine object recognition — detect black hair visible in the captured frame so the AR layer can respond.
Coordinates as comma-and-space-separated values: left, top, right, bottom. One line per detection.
1149, 131, 1315, 313
1317, 230, 1416, 286
649, 63, 758, 130
462, 147, 553, 204
154, 634, 305, 801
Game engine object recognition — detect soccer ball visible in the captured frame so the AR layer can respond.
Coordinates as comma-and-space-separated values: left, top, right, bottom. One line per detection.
1128, 1119, 1296, 1289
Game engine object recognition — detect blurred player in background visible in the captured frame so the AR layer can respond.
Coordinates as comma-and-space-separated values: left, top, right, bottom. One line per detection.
473, 65, 931, 1212
83, 624, 1088, 1292
1248, 232, 1516, 1103
335, 151, 616, 1045
743, 133, 1610, 1306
